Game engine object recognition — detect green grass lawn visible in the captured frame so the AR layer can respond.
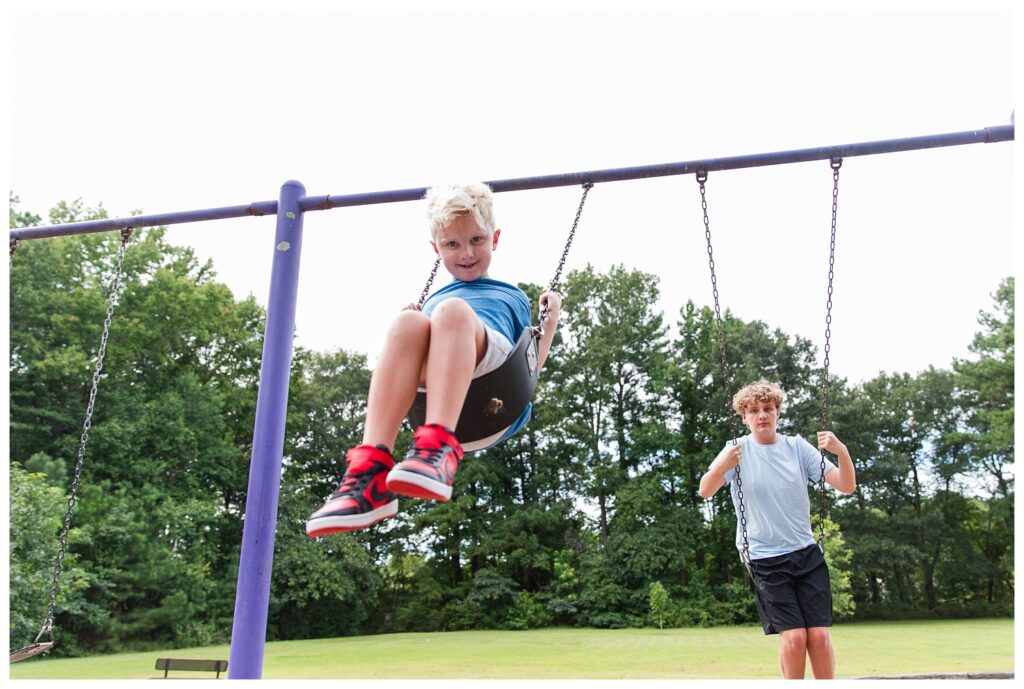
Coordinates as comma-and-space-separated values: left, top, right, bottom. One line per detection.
9, 618, 1013, 680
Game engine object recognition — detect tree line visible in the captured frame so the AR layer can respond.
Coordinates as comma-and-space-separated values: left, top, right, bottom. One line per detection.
9, 197, 1014, 656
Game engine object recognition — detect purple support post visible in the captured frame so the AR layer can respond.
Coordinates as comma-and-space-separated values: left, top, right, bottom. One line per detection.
228, 180, 305, 679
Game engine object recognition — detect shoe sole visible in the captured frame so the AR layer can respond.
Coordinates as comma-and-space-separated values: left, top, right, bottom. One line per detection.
305, 500, 399, 537
386, 469, 453, 501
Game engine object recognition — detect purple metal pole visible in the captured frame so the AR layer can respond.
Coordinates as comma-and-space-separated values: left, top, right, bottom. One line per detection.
228, 180, 305, 679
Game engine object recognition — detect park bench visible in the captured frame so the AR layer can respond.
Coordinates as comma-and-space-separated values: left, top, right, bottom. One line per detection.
154, 658, 228, 679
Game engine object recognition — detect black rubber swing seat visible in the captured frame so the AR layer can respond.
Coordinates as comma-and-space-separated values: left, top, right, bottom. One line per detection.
407, 326, 540, 448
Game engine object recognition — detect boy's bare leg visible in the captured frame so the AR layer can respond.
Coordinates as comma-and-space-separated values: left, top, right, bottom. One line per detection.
806, 627, 835, 679
778, 628, 808, 679
362, 310, 431, 451
423, 298, 487, 429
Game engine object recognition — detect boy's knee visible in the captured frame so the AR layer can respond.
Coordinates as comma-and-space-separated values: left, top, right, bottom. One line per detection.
390, 309, 431, 338
430, 298, 476, 328
780, 628, 808, 650
806, 627, 831, 649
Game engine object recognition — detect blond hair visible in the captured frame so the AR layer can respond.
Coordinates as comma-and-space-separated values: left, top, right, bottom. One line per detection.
732, 379, 786, 415
424, 182, 496, 240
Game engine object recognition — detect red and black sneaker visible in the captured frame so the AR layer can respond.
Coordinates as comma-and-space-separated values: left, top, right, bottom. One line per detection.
386, 424, 464, 501
306, 445, 398, 537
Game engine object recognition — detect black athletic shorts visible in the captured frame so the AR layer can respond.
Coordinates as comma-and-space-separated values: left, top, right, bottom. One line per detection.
749, 543, 833, 635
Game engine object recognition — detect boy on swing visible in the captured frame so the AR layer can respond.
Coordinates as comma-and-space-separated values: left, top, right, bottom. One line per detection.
307, 182, 561, 537
699, 380, 856, 680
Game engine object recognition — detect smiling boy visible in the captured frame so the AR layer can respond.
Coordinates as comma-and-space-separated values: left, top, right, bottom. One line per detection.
306, 182, 561, 536
698, 379, 856, 679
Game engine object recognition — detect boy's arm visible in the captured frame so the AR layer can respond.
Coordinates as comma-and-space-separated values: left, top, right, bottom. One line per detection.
818, 431, 857, 494
699, 442, 742, 499
535, 291, 561, 372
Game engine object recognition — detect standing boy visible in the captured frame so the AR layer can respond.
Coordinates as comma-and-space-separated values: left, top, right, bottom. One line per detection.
699, 380, 856, 679
307, 182, 561, 537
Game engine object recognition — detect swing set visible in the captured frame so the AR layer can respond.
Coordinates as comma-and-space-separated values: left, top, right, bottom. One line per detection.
8, 121, 1013, 678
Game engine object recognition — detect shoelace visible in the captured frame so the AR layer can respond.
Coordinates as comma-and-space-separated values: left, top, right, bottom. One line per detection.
412, 445, 446, 465
332, 462, 373, 499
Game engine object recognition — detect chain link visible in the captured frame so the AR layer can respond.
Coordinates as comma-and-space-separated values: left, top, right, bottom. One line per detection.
547, 182, 593, 293
697, 171, 751, 571
35, 227, 133, 645
10, 238, 20, 266
539, 182, 593, 331
817, 157, 841, 549
416, 257, 441, 308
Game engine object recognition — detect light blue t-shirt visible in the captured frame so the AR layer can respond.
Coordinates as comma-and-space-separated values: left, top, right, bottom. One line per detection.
722, 434, 837, 559
422, 277, 533, 446
423, 277, 531, 343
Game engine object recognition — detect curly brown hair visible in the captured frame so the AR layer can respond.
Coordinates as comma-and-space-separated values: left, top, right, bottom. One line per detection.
732, 379, 786, 415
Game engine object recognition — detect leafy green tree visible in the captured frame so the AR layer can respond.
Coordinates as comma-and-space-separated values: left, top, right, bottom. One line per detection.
819, 517, 855, 618
285, 348, 371, 499
545, 548, 581, 624
505, 591, 552, 630
834, 302, 1013, 619
950, 277, 1014, 500
648, 580, 670, 629
600, 472, 696, 619
377, 553, 444, 631
23, 452, 68, 487
9, 465, 91, 655
547, 265, 669, 542
269, 495, 384, 640
54, 481, 224, 653
9, 200, 117, 467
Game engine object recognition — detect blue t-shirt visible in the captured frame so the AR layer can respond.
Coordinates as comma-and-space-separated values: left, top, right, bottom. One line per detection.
722, 434, 837, 559
422, 277, 533, 447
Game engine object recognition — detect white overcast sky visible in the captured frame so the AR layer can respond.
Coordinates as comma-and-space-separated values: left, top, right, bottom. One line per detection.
5, 1, 1019, 386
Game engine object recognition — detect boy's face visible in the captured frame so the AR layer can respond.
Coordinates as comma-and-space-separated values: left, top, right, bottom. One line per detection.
431, 214, 500, 282
741, 400, 779, 443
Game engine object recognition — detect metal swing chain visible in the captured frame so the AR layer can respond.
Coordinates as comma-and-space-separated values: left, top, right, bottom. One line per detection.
538, 182, 593, 333
697, 170, 751, 571
817, 156, 842, 549
32, 227, 134, 652
416, 257, 441, 309
10, 238, 20, 266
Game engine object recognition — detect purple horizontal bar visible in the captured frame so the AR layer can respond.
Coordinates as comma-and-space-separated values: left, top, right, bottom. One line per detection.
11, 124, 1013, 242
298, 124, 1013, 210
9, 201, 278, 241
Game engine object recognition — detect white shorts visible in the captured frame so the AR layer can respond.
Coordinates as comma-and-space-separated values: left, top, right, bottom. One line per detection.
474, 325, 515, 378
417, 325, 514, 391
417, 325, 515, 452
